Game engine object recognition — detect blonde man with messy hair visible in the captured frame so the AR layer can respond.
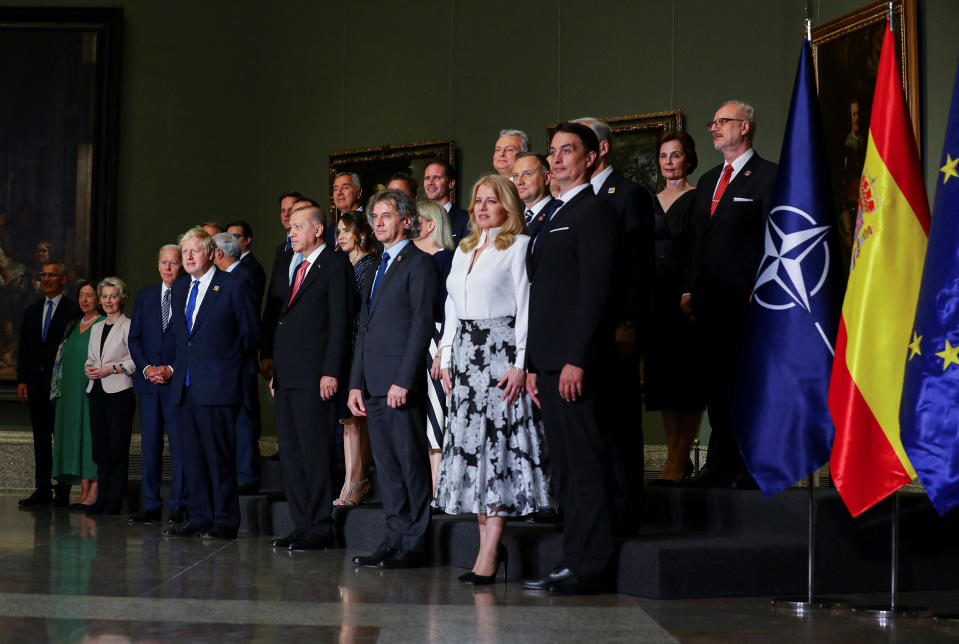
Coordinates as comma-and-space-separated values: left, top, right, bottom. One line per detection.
460, 174, 527, 253
177, 226, 217, 255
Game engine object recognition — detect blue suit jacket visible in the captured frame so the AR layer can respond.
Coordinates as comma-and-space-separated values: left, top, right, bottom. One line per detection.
170, 268, 260, 406
128, 283, 179, 395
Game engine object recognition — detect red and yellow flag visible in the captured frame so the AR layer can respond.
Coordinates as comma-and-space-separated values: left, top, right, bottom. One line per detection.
827, 22, 930, 517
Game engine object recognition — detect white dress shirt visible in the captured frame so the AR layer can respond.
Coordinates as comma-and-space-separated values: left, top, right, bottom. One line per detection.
528, 196, 552, 218
439, 227, 530, 369
40, 292, 64, 334
713, 148, 755, 193
297, 243, 326, 279
185, 265, 216, 330
590, 165, 614, 195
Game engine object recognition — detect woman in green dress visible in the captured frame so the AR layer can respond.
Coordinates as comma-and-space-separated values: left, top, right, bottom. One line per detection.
51, 280, 102, 509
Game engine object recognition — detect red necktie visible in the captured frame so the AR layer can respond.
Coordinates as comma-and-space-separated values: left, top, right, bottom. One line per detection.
288, 259, 310, 304
711, 164, 734, 216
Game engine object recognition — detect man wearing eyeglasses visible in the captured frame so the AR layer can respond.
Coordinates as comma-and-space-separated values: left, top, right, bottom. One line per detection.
682, 100, 778, 489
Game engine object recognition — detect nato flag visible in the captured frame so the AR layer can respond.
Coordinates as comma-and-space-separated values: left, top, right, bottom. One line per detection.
732, 38, 841, 497
900, 59, 959, 516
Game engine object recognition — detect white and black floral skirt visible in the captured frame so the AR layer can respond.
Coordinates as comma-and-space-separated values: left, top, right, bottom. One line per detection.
433, 316, 553, 517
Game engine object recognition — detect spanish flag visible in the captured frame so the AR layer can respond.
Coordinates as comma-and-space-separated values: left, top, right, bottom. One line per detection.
827, 22, 930, 517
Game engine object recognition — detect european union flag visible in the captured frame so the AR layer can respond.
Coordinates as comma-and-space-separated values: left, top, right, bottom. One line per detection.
732, 38, 841, 497
900, 59, 959, 516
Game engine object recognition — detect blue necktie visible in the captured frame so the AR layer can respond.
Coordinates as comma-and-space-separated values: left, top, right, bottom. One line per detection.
288, 252, 304, 285
41, 300, 53, 342
284, 236, 292, 252
369, 251, 391, 306
184, 280, 199, 386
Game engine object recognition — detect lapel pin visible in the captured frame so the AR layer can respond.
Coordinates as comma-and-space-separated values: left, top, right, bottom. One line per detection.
396, 255, 404, 262
744, 170, 752, 177
213, 285, 220, 292
608, 187, 616, 194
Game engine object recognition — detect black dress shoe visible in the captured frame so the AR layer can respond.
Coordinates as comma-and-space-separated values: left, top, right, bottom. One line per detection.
352, 543, 397, 566
200, 527, 238, 540
167, 508, 187, 524
378, 549, 427, 569
18, 492, 52, 508
526, 508, 562, 524
457, 571, 476, 583
237, 482, 260, 496
289, 533, 335, 551
522, 567, 575, 590
129, 508, 163, 523
546, 575, 605, 595
272, 531, 305, 548
163, 523, 205, 537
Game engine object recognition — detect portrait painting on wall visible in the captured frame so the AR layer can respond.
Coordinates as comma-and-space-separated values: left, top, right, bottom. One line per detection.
0, 9, 121, 386
547, 110, 685, 196
329, 139, 455, 216
812, 0, 918, 273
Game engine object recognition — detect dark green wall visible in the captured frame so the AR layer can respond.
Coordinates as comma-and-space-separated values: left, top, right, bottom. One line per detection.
5, 0, 958, 440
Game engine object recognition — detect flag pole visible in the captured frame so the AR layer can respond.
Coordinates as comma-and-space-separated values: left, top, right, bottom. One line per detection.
771, 474, 847, 614
852, 492, 931, 619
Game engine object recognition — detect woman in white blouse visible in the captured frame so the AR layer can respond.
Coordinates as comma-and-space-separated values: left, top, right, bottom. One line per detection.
83, 277, 136, 515
433, 174, 553, 585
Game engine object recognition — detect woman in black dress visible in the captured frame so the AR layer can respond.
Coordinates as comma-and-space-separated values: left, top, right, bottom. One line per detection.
332, 211, 377, 506
645, 131, 706, 481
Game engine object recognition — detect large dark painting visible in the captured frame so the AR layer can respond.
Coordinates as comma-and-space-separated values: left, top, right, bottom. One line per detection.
812, 0, 918, 273
0, 8, 121, 384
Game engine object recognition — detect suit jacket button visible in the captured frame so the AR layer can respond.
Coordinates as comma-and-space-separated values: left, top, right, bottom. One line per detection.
187, 341, 191, 347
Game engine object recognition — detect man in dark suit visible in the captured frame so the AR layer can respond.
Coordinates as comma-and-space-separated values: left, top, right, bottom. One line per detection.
269, 206, 354, 551
161, 227, 260, 539
16, 260, 79, 507
128, 245, 187, 523
683, 100, 778, 488
522, 123, 620, 594
213, 232, 262, 494
259, 190, 303, 381
423, 160, 469, 244
512, 152, 553, 236
574, 116, 655, 536
348, 189, 440, 569
226, 219, 266, 308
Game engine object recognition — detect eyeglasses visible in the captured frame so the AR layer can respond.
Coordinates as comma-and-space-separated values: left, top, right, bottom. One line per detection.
231, 233, 243, 239
706, 118, 745, 130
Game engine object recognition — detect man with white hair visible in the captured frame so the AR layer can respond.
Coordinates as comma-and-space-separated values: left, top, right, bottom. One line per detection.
492, 128, 529, 177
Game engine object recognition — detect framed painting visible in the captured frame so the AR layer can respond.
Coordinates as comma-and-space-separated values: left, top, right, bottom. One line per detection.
329, 139, 455, 213
0, 8, 122, 388
812, 0, 918, 271
546, 110, 684, 195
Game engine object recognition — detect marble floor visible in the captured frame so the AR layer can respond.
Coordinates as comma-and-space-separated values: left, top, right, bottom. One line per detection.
2, 494, 959, 643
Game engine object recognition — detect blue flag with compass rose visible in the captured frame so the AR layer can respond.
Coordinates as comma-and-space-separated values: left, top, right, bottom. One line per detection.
900, 60, 959, 516
732, 38, 842, 497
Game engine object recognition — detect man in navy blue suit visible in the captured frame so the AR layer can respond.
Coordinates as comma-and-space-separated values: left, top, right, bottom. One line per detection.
161, 227, 260, 539
128, 245, 187, 523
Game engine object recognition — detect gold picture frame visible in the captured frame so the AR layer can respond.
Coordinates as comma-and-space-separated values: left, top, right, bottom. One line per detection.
329, 139, 455, 213
547, 110, 684, 195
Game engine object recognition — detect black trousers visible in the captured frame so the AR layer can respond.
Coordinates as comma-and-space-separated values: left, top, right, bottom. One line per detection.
175, 387, 240, 532
274, 387, 335, 537
28, 397, 55, 493
87, 385, 135, 514
364, 393, 431, 553
537, 370, 615, 582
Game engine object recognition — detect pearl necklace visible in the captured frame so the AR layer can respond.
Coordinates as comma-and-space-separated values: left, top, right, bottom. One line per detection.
80, 314, 99, 325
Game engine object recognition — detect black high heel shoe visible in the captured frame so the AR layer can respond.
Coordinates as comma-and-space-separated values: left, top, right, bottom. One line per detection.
472, 545, 508, 586
457, 571, 476, 583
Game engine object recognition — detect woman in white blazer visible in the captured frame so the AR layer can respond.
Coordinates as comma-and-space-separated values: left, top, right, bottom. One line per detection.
84, 276, 136, 515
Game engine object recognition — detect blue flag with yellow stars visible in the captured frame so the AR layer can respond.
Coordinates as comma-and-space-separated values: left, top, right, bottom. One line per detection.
900, 59, 959, 516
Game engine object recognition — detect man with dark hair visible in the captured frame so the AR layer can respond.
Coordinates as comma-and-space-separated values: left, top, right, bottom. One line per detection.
422, 160, 468, 244
17, 260, 79, 507
270, 206, 354, 550
573, 116, 654, 536
226, 219, 266, 307
683, 99, 778, 488
523, 122, 619, 594
511, 152, 553, 234
387, 172, 418, 200
260, 191, 303, 381
348, 189, 440, 569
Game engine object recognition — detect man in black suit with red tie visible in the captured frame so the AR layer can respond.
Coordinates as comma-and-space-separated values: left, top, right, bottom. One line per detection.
16, 261, 79, 507
683, 100, 778, 488
348, 189, 440, 569
523, 122, 620, 594
574, 116, 655, 536
269, 205, 354, 551
162, 227, 260, 539
423, 160, 469, 245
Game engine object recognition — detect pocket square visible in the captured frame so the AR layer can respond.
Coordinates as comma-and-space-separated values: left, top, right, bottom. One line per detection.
549, 226, 570, 233
733, 197, 753, 202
